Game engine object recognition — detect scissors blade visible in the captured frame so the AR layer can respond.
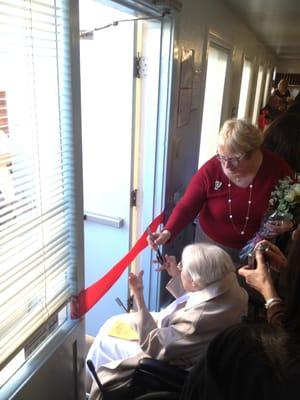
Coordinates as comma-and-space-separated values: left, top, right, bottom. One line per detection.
147, 227, 165, 265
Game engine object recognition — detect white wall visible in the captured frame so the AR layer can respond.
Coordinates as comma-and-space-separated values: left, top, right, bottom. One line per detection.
277, 58, 300, 73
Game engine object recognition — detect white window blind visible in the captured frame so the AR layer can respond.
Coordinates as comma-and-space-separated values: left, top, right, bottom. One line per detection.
0, 0, 76, 369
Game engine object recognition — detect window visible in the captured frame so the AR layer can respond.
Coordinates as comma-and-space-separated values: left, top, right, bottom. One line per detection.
252, 65, 264, 124
198, 43, 229, 167
263, 68, 272, 107
0, 0, 76, 382
237, 59, 253, 118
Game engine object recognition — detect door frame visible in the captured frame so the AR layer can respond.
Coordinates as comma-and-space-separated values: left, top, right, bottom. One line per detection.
131, 13, 175, 311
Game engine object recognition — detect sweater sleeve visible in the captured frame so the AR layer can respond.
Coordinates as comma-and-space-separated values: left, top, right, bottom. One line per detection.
267, 302, 284, 327
165, 275, 186, 298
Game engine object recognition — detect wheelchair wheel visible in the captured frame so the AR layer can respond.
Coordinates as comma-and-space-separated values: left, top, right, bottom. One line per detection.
135, 391, 180, 400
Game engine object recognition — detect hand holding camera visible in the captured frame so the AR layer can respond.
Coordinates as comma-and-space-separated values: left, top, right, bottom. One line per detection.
247, 243, 269, 269
239, 240, 288, 299
239, 247, 273, 298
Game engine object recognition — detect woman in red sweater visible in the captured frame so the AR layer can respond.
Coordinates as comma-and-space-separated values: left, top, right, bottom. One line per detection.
149, 119, 293, 265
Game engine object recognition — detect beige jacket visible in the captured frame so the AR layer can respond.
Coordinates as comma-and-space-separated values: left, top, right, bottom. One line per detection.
90, 272, 248, 397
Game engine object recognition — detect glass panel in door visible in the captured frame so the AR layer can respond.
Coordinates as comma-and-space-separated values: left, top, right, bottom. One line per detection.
79, 0, 172, 335
80, 0, 135, 335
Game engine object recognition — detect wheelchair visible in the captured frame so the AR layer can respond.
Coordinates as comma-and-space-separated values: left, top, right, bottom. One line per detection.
87, 357, 188, 400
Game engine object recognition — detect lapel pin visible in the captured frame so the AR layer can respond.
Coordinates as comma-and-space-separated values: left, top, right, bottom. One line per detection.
214, 180, 222, 190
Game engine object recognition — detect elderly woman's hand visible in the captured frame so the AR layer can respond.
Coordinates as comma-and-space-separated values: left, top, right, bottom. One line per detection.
129, 271, 147, 310
154, 254, 181, 278
238, 250, 277, 300
129, 270, 144, 297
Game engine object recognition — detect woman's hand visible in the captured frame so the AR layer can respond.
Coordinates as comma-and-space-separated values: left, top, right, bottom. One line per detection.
238, 249, 277, 300
129, 270, 144, 296
129, 270, 145, 309
154, 254, 181, 278
147, 229, 171, 250
265, 219, 293, 236
256, 239, 287, 271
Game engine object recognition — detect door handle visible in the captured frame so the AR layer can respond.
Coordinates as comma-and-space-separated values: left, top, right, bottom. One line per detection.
84, 211, 124, 228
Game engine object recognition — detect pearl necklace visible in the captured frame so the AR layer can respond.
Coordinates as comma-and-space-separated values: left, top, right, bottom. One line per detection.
227, 182, 253, 235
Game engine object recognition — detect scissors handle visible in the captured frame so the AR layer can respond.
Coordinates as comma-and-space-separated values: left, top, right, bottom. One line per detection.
147, 227, 165, 265
156, 249, 165, 265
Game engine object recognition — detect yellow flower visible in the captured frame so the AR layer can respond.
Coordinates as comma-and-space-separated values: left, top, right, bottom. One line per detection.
285, 190, 296, 202
292, 183, 300, 196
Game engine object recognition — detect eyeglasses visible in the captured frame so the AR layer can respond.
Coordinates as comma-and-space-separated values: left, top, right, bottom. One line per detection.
216, 153, 245, 167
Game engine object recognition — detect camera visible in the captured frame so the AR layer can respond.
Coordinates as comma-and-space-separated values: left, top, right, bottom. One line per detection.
247, 243, 268, 269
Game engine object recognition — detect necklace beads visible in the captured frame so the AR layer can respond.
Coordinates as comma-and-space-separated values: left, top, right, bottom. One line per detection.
227, 182, 253, 235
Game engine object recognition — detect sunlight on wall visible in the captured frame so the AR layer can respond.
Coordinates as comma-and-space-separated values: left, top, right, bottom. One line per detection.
237, 59, 252, 118
198, 45, 229, 167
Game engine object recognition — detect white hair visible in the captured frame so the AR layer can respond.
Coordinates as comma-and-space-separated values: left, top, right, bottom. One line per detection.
181, 243, 235, 287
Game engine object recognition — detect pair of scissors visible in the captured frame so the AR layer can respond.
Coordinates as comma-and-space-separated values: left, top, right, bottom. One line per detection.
147, 227, 165, 265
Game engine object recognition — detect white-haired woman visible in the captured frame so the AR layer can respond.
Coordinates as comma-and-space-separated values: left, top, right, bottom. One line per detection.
87, 243, 248, 399
148, 118, 293, 265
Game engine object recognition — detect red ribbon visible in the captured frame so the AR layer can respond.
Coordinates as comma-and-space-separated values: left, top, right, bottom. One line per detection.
71, 213, 164, 319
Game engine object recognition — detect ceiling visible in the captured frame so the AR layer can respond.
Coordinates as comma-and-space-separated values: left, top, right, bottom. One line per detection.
224, 0, 300, 59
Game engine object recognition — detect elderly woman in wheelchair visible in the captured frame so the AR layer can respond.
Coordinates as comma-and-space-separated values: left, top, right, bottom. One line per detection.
86, 243, 248, 399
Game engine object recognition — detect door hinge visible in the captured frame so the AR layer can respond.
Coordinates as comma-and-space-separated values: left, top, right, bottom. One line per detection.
130, 189, 138, 207
134, 54, 147, 79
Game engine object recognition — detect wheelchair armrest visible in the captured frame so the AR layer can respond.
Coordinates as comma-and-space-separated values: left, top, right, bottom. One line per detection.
132, 358, 188, 394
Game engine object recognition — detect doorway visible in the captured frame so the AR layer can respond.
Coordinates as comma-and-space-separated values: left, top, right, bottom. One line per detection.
79, 0, 173, 335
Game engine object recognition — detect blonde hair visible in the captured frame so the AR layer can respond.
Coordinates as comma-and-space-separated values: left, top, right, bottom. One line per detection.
181, 243, 235, 287
218, 118, 263, 154
278, 79, 288, 91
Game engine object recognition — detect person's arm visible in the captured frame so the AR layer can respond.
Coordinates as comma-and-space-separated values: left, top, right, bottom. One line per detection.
238, 246, 280, 300
153, 254, 181, 276
147, 168, 208, 249
151, 254, 185, 297
292, 224, 300, 241
129, 269, 195, 360
160, 255, 185, 298
259, 240, 288, 270
129, 270, 158, 334
238, 245, 285, 326
147, 229, 171, 249
267, 302, 285, 326
135, 300, 206, 362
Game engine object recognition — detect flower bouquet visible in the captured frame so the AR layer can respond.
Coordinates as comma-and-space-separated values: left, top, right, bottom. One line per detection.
239, 175, 300, 262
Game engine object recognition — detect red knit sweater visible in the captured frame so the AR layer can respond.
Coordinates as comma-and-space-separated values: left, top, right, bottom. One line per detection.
165, 149, 293, 249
